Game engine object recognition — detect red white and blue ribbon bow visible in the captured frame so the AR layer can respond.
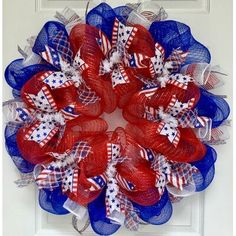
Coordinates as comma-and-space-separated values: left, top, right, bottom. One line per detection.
165, 96, 212, 140
84, 143, 135, 194
151, 154, 198, 196
140, 148, 198, 196
98, 18, 138, 88
131, 42, 188, 76
35, 141, 91, 192
24, 86, 80, 147
40, 44, 88, 88
156, 121, 180, 147
165, 95, 195, 117
104, 143, 138, 225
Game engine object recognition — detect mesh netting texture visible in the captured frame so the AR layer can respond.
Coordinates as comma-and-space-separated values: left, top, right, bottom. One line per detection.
3, 2, 230, 236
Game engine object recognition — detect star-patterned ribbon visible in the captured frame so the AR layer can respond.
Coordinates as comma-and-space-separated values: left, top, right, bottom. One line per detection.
156, 121, 180, 147
143, 95, 211, 140
82, 143, 135, 195
23, 86, 80, 147
105, 143, 126, 223
165, 95, 195, 117
98, 18, 138, 88
39, 45, 88, 88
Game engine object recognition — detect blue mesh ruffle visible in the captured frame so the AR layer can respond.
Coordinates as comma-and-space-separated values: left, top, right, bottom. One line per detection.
33, 21, 72, 64
38, 186, 69, 215
86, 3, 132, 40
149, 20, 211, 65
191, 145, 217, 192
88, 188, 121, 236
196, 88, 230, 128
132, 190, 172, 225
4, 59, 53, 91
5, 122, 35, 173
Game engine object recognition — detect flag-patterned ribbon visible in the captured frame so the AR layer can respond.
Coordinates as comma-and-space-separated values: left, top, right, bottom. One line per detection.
165, 95, 195, 117
35, 141, 91, 192
23, 86, 80, 146
143, 95, 211, 140
39, 45, 88, 88
3, 100, 33, 123
138, 84, 159, 99
131, 42, 188, 77
105, 143, 141, 226
156, 121, 180, 147
98, 18, 138, 88
139, 148, 198, 196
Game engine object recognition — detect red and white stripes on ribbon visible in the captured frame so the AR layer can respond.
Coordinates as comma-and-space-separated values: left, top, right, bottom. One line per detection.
166, 95, 195, 117
202, 72, 222, 90
72, 49, 89, 73
87, 174, 107, 191
143, 106, 159, 121
140, 147, 156, 161
111, 64, 130, 88
35, 141, 91, 191
60, 105, 80, 121
138, 84, 158, 98
97, 30, 112, 56
107, 143, 121, 162
129, 53, 149, 68
165, 49, 189, 73
25, 86, 58, 112
112, 18, 138, 50
40, 45, 62, 69
116, 173, 135, 191
39, 71, 74, 89
156, 121, 180, 147
166, 74, 194, 90
105, 187, 126, 218
25, 121, 59, 147
149, 42, 165, 77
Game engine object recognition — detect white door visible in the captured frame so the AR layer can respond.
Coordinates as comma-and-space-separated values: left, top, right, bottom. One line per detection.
3, 0, 233, 236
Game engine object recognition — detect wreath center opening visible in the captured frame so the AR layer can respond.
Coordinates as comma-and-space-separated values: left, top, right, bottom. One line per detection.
102, 108, 127, 131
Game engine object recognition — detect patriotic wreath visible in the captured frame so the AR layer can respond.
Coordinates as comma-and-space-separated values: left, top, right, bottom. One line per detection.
4, 2, 230, 235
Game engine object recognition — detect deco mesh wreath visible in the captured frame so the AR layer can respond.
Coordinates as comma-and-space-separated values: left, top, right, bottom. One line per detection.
4, 2, 230, 235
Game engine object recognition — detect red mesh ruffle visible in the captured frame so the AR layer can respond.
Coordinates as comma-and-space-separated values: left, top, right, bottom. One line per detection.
126, 121, 206, 163
16, 117, 108, 165
21, 72, 102, 117
69, 24, 117, 113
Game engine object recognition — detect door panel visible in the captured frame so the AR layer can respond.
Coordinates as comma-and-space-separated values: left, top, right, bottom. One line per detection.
3, 0, 233, 236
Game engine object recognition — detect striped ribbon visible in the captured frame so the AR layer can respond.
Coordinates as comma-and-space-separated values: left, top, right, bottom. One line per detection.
139, 147, 198, 196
